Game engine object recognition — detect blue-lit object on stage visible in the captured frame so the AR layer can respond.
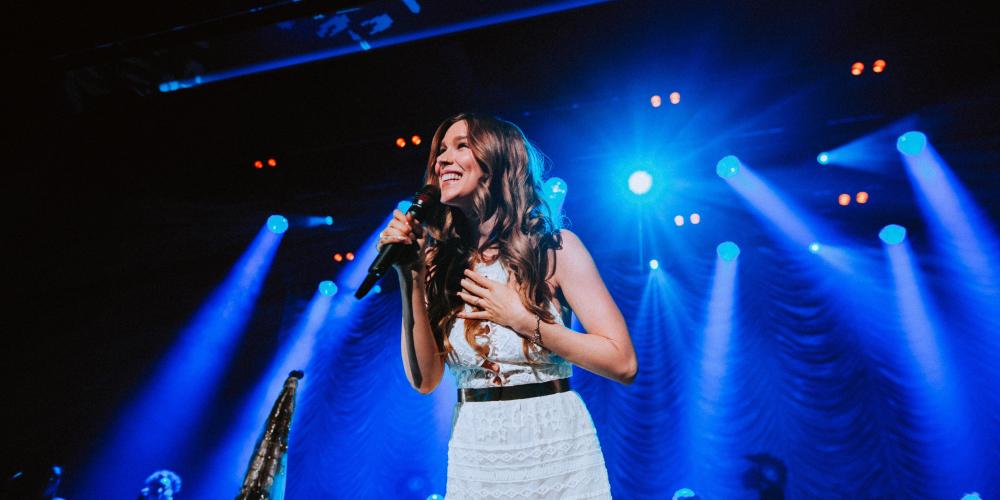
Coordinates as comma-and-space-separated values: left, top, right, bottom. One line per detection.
879, 224, 907, 245
716, 241, 740, 261
267, 215, 289, 234
318, 280, 338, 297
628, 170, 653, 195
896, 131, 927, 156
716, 155, 741, 178
817, 152, 830, 165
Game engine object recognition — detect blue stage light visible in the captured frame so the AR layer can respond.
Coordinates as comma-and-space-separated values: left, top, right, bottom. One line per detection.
426, 495, 445, 500
628, 170, 653, 195
649, 259, 659, 270
673, 488, 698, 500
817, 152, 830, 165
897, 131, 927, 156
716, 156, 741, 179
325, 216, 334, 226
716, 241, 740, 261
266, 215, 289, 234
879, 224, 907, 245
318, 280, 339, 297
809, 242, 821, 253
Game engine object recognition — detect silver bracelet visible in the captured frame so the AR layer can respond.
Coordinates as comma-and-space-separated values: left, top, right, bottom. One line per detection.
532, 316, 544, 347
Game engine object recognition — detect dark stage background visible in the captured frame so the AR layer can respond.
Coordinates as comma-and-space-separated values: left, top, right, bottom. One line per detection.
6, 1, 1000, 499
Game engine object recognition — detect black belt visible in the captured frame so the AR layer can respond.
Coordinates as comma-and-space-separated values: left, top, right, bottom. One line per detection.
457, 378, 571, 403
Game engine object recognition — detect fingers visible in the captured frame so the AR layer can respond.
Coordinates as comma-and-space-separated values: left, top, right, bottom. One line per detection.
463, 269, 494, 288
457, 310, 490, 320
460, 277, 489, 297
457, 290, 482, 307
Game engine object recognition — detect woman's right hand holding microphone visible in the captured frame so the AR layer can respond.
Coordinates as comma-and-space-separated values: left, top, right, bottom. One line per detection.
377, 209, 426, 271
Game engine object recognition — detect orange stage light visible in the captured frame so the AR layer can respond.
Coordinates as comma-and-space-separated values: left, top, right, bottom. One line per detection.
346, 252, 355, 261
669, 91, 681, 105
411, 135, 422, 146
267, 158, 277, 167
872, 59, 886, 73
851, 62, 864, 76
333, 253, 343, 262
395, 138, 406, 148
838, 194, 851, 206
856, 192, 869, 204
650, 95, 662, 108
253, 160, 263, 169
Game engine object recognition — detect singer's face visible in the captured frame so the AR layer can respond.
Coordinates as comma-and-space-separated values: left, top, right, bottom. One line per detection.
435, 120, 484, 214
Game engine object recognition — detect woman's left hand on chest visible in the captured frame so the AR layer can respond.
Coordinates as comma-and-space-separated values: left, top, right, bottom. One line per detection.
456, 269, 534, 335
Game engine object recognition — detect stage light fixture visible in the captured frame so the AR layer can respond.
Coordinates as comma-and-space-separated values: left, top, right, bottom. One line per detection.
856, 192, 869, 204
674, 215, 684, 226
333, 253, 343, 262
851, 62, 864, 76
253, 160, 264, 169
809, 242, 821, 253
267, 158, 277, 167
411, 135, 422, 146
628, 170, 653, 195
346, 252, 355, 261
817, 152, 830, 165
896, 131, 927, 156
717, 241, 740, 261
318, 280, 339, 297
873, 59, 886, 73
650, 95, 662, 108
879, 224, 907, 245
716, 155, 741, 179
266, 215, 289, 234
325, 216, 334, 226
669, 91, 681, 104
649, 259, 659, 270
396, 137, 407, 148
690, 213, 701, 224
838, 194, 851, 206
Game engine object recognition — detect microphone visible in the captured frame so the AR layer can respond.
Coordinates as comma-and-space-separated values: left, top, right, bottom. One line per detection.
355, 184, 440, 299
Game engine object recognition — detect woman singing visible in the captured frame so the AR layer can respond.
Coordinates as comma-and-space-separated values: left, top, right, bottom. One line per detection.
377, 113, 637, 498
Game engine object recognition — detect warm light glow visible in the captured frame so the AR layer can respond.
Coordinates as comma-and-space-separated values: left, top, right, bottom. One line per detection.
253, 160, 263, 169
856, 191, 869, 204
345, 252, 355, 261
690, 213, 701, 224
650, 95, 662, 108
669, 91, 681, 105
395, 137, 406, 148
674, 215, 684, 226
267, 158, 277, 167
838, 193, 851, 206
411, 135, 422, 146
851, 62, 864, 76
872, 59, 886, 73
333, 253, 343, 262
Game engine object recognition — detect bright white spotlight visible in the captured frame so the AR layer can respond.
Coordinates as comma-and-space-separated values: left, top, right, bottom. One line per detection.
817, 152, 830, 165
809, 242, 821, 254
628, 170, 653, 195
649, 259, 659, 270
674, 215, 684, 226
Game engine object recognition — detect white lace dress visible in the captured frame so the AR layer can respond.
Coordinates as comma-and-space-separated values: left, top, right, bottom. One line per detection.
444, 260, 612, 499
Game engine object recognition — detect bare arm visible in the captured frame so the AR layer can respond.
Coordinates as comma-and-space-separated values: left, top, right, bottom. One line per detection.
381, 210, 445, 394
456, 229, 638, 384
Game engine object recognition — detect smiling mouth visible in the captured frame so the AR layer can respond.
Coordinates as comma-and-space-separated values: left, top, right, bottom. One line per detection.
440, 172, 463, 184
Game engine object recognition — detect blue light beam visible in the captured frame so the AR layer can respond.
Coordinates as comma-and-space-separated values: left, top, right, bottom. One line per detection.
80, 224, 284, 499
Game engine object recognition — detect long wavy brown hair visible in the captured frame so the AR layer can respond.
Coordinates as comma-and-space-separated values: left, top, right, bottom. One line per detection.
421, 113, 563, 362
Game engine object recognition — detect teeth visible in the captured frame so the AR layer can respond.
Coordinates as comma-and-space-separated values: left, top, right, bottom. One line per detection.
441, 172, 462, 182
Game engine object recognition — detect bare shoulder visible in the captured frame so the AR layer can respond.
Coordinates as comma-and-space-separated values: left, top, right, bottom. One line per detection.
552, 229, 597, 287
